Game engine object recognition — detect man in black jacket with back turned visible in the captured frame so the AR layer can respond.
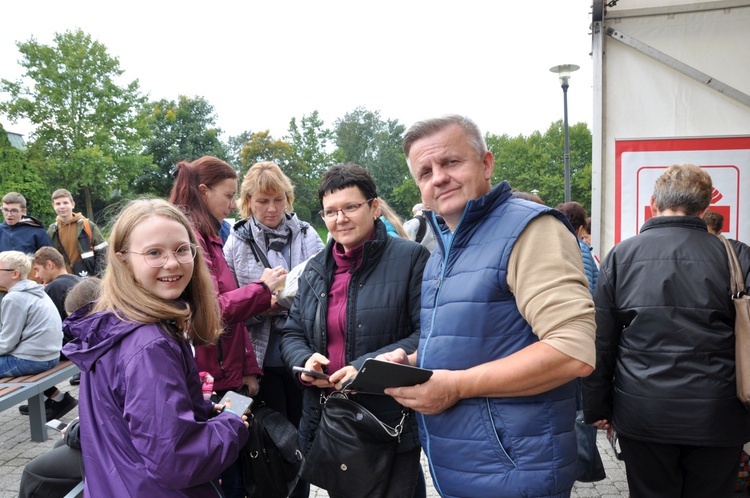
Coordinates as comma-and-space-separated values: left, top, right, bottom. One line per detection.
584, 164, 750, 497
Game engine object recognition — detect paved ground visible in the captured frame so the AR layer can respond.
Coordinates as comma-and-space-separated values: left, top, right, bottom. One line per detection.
0, 376, 633, 498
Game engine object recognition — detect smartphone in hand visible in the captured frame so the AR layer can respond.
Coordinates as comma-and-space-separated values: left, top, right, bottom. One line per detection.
45, 419, 68, 432
221, 391, 254, 417
292, 366, 330, 380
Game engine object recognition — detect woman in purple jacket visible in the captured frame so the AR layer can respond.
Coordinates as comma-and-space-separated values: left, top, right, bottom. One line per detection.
63, 199, 249, 497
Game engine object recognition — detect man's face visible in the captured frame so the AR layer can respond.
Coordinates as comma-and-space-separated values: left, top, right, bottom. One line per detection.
33, 262, 56, 285
408, 124, 494, 230
1, 203, 26, 226
53, 197, 75, 221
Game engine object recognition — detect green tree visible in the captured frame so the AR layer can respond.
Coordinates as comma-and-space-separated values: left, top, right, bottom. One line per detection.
0, 124, 53, 222
136, 95, 228, 197
0, 29, 151, 218
333, 107, 410, 216
227, 130, 254, 169
287, 111, 334, 225
237, 130, 295, 176
488, 121, 592, 211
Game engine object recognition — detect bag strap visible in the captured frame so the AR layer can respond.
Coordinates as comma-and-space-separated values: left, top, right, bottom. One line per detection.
249, 238, 272, 269
323, 391, 409, 438
82, 218, 93, 245
719, 235, 747, 297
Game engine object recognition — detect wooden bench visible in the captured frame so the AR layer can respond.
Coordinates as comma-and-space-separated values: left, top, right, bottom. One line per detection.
0, 360, 80, 441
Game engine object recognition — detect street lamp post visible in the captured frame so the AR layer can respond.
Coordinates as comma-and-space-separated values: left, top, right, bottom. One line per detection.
549, 64, 579, 203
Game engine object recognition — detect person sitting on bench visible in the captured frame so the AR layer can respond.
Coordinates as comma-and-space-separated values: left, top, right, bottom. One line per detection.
0, 251, 63, 378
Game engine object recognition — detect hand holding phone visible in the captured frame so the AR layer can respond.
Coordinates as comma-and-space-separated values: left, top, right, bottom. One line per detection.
292, 365, 330, 380
221, 391, 254, 417
45, 419, 68, 432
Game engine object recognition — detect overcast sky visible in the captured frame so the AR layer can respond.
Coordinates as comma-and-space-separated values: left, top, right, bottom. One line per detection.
1, 0, 595, 142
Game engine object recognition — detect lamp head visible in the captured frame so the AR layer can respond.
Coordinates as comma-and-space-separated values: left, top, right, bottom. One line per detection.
549, 64, 580, 86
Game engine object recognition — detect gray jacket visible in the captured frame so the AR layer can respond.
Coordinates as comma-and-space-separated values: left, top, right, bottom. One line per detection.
403, 213, 437, 253
0, 279, 62, 361
223, 213, 324, 367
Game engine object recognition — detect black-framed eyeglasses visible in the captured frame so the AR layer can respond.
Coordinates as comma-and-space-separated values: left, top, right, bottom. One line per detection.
1, 208, 22, 215
319, 199, 374, 220
209, 187, 237, 202
0, 268, 15, 272
123, 243, 198, 268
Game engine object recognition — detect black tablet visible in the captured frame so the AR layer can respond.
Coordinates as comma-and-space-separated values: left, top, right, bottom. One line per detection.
344, 358, 432, 395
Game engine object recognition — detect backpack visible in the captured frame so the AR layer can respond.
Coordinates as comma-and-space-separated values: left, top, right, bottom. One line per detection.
241, 404, 304, 498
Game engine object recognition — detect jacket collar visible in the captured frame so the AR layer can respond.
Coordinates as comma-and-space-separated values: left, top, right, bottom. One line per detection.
640, 215, 707, 234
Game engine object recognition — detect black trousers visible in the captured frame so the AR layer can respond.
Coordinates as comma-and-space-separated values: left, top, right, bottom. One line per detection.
618, 434, 742, 498
19, 438, 82, 498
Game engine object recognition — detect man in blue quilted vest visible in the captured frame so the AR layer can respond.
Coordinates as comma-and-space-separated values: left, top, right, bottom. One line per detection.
385, 115, 596, 497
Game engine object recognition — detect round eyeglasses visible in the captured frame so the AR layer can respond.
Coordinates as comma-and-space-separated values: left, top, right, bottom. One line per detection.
124, 243, 197, 268
319, 199, 374, 220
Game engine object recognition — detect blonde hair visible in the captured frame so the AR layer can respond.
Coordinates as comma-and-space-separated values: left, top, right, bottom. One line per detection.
0, 250, 32, 279
377, 198, 409, 239
238, 162, 295, 219
93, 199, 222, 346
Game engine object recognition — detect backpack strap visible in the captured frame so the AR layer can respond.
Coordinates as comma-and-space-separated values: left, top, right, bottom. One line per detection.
82, 218, 93, 245
415, 215, 427, 243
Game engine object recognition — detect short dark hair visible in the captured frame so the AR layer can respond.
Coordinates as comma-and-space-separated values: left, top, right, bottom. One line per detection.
33, 246, 65, 269
317, 163, 378, 206
704, 210, 723, 234
555, 201, 588, 231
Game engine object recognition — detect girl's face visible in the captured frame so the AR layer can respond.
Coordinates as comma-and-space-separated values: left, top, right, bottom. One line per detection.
249, 191, 287, 228
322, 186, 378, 252
124, 215, 194, 302
202, 178, 238, 222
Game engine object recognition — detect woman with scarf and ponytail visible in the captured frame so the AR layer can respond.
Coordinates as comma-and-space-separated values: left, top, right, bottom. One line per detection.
223, 161, 324, 498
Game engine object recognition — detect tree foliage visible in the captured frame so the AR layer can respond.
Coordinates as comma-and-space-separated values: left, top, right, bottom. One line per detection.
488, 121, 592, 211
0, 29, 151, 218
0, 123, 53, 222
136, 95, 228, 197
287, 111, 335, 224
332, 107, 410, 214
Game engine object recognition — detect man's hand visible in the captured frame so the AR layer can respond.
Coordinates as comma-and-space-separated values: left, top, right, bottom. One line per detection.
386, 370, 461, 415
375, 348, 412, 365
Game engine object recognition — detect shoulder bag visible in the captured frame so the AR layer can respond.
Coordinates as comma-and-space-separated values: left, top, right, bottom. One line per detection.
299, 391, 408, 498
241, 403, 304, 498
720, 236, 750, 410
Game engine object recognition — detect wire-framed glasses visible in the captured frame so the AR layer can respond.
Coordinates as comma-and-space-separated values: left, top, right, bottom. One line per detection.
318, 199, 374, 220
124, 243, 198, 268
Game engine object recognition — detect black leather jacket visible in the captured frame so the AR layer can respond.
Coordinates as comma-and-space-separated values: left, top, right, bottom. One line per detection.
281, 220, 429, 453
584, 216, 750, 445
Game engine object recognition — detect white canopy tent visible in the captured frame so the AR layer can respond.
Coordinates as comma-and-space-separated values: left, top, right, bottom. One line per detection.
590, 0, 750, 256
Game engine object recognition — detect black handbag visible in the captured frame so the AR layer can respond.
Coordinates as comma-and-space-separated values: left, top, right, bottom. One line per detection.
241, 404, 304, 498
299, 392, 407, 498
